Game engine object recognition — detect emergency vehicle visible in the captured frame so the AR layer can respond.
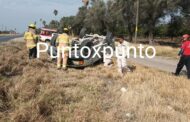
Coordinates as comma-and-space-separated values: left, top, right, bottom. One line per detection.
40, 28, 57, 42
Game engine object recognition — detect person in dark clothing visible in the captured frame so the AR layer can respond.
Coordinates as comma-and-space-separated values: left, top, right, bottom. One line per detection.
175, 34, 190, 79
175, 36, 186, 75
175, 56, 185, 75
184, 56, 190, 79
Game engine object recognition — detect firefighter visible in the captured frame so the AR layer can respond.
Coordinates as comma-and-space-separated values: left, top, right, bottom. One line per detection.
115, 35, 130, 75
56, 28, 70, 70
24, 24, 38, 59
175, 34, 190, 79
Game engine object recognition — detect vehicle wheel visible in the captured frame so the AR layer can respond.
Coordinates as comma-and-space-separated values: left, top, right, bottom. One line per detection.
45, 39, 50, 43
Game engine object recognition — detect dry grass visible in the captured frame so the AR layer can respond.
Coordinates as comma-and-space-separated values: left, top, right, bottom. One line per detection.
154, 45, 179, 58
0, 39, 189, 122
133, 44, 179, 59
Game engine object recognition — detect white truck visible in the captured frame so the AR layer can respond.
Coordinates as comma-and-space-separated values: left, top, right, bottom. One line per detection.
40, 28, 57, 42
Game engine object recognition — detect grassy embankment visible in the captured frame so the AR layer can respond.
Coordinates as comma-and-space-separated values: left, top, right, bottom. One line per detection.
132, 38, 180, 59
0, 39, 189, 122
132, 44, 179, 59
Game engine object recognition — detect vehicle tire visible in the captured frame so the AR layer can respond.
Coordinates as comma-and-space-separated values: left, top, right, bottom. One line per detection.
45, 39, 50, 43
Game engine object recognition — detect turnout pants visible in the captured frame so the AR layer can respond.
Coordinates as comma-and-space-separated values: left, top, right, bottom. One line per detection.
175, 56, 190, 79
185, 56, 190, 79
175, 56, 185, 75
57, 49, 69, 69
29, 47, 37, 59
117, 57, 127, 74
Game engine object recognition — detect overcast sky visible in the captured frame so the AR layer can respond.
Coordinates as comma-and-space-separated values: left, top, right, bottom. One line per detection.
0, 0, 83, 33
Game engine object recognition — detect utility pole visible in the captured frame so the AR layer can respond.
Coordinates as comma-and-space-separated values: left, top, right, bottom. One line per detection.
134, 0, 139, 43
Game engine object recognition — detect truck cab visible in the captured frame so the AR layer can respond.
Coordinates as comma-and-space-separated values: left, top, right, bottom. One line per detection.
40, 28, 57, 42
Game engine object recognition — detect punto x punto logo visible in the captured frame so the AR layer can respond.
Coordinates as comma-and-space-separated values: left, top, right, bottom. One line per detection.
37, 43, 156, 62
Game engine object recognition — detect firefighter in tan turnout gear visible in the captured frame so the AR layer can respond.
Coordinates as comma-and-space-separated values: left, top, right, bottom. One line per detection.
56, 28, 70, 70
24, 24, 38, 59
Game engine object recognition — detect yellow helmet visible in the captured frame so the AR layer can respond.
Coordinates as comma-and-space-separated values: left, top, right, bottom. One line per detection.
28, 24, 36, 29
64, 28, 69, 31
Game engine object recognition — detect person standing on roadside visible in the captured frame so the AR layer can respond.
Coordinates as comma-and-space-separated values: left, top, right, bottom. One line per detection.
115, 35, 130, 75
175, 34, 190, 79
24, 24, 38, 59
56, 28, 70, 70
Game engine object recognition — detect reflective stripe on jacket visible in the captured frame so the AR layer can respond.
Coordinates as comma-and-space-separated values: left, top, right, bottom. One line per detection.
24, 31, 37, 49
56, 33, 70, 47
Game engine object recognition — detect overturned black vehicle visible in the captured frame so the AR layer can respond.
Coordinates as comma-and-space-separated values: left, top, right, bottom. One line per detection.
48, 32, 114, 68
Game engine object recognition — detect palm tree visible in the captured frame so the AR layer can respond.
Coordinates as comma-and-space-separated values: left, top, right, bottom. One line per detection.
53, 9, 59, 28
42, 20, 46, 27
53, 9, 58, 17
40, 18, 43, 22
39, 18, 43, 27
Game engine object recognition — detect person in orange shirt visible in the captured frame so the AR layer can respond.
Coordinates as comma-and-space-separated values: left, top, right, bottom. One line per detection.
56, 28, 70, 70
175, 34, 190, 78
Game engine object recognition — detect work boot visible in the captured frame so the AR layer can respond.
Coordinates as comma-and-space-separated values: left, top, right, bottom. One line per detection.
172, 72, 179, 76
57, 65, 61, 70
62, 66, 67, 71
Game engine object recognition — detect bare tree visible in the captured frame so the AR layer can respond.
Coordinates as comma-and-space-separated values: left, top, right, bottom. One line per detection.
84, 0, 107, 34
140, 0, 179, 44
110, 0, 136, 42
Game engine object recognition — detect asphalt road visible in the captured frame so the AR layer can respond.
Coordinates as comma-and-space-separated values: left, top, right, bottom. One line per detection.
129, 56, 186, 73
0, 34, 23, 43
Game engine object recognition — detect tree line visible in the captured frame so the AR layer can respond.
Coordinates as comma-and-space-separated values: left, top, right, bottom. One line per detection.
45, 0, 190, 43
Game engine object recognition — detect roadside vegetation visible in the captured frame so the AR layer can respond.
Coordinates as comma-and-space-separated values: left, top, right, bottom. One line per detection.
133, 43, 179, 59
152, 45, 179, 58
38, 0, 190, 45
0, 39, 189, 122
35, 0, 189, 59
131, 37, 180, 59
0, 34, 16, 37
